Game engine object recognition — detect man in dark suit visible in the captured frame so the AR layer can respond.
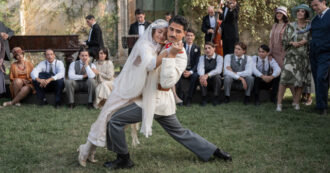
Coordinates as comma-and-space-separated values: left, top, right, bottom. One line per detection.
201, 6, 217, 43
84, 15, 104, 59
176, 28, 201, 106
0, 21, 14, 60
220, 0, 239, 56
128, 9, 151, 54
129, 9, 151, 36
310, 0, 330, 115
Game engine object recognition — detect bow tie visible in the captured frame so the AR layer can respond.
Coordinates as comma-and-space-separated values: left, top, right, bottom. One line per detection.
138, 23, 145, 26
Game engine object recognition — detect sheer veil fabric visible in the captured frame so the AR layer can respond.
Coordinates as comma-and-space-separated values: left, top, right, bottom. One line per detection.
87, 19, 168, 147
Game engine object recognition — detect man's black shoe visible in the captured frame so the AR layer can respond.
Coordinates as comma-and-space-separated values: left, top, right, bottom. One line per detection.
103, 154, 134, 170
39, 98, 48, 106
186, 98, 192, 107
244, 96, 250, 105
54, 102, 61, 108
224, 96, 230, 103
214, 148, 232, 161
320, 109, 327, 115
200, 100, 207, 107
254, 99, 260, 106
68, 103, 75, 109
87, 103, 94, 109
212, 98, 219, 106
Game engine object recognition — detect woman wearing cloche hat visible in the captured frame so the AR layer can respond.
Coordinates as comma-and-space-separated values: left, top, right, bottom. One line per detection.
276, 4, 312, 112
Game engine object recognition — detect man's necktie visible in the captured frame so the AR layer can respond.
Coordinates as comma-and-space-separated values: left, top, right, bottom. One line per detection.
81, 63, 86, 75
186, 46, 191, 69
49, 64, 54, 75
261, 59, 266, 75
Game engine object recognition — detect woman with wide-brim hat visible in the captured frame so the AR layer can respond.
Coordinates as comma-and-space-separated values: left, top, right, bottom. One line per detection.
276, 4, 312, 111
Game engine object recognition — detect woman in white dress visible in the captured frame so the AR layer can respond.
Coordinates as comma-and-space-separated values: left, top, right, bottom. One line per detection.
93, 48, 115, 108
77, 19, 169, 167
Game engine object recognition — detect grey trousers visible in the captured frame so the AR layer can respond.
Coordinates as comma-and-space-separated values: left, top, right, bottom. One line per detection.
224, 76, 254, 96
106, 103, 218, 161
64, 78, 96, 103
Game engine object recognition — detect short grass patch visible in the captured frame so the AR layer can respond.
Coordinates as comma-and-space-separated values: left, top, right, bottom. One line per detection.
0, 94, 329, 173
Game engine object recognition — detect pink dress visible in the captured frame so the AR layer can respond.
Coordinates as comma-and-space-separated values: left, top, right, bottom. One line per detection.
269, 23, 287, 68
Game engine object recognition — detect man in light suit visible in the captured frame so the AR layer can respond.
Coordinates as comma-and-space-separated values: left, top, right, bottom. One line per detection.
219, 0, 239, 56
83, 15, 104, 59
0, 21, 14, 61
103, 15, 232, 170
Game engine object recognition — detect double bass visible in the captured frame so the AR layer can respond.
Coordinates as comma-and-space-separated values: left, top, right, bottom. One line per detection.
211, 0, 225, 56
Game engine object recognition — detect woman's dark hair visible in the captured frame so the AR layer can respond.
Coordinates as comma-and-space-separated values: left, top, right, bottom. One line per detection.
259, 44, 270, 52
76, 48, 89, 61
235, 42, 247, 51
169, 15, 189, 31
302, 9, 310, 19
274, 13, 289, 23
98, 47, 109, 60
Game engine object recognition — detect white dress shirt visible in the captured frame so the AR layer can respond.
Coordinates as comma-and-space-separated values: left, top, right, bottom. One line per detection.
68, 60, 96, 80
209, 15, 216, 28
224, 7, 229, 19
31, 59, 65, 81
88, 23, 95, 42
138, 23, 146, 37
224, 54, 253, 79
252, 56, 281, 78
320, 8, 329, 18
197, 53, 223, 77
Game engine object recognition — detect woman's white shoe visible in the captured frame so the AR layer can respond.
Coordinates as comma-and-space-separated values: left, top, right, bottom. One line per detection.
276, 104, 282, 112
294, 104, 300, 110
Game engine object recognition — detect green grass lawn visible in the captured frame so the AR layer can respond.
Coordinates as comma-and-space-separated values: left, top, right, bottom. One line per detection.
0, 95, 329, 173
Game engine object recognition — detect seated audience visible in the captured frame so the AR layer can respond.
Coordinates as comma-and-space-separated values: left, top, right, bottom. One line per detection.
93, 48, 115, 108
223, 42, 254, 104
30, 49, 65, 108
3, 47, 35, 107
65, 48, 96, 109
252, 45, 281, 106
197, 42, 223, 106
176, 28, 201, 106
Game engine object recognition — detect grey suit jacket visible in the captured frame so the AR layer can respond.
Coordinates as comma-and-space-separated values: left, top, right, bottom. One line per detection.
0, 21, 14, 60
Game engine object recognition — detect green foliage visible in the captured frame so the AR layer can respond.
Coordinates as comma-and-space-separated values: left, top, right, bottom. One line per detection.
178, 0, 312, 52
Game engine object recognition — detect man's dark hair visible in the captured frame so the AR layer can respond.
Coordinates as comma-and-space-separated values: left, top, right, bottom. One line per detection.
135, 8, 145, 15
235, 42, 247, 51
259, 44, 270, 52
44, 48, 55, 56
205, 42, 215, 48
187, 28, 195, 34
85, 15, 95, 20
165, 12, 171, 16
76, 48, 89, 61
169, 15, 189, 31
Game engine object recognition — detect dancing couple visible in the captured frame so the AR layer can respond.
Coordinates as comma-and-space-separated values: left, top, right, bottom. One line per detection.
77, 15, 232, 170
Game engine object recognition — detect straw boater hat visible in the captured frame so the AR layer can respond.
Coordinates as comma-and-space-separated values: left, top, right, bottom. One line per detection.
276, 6, 288, 17
292, 4, 313, 19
